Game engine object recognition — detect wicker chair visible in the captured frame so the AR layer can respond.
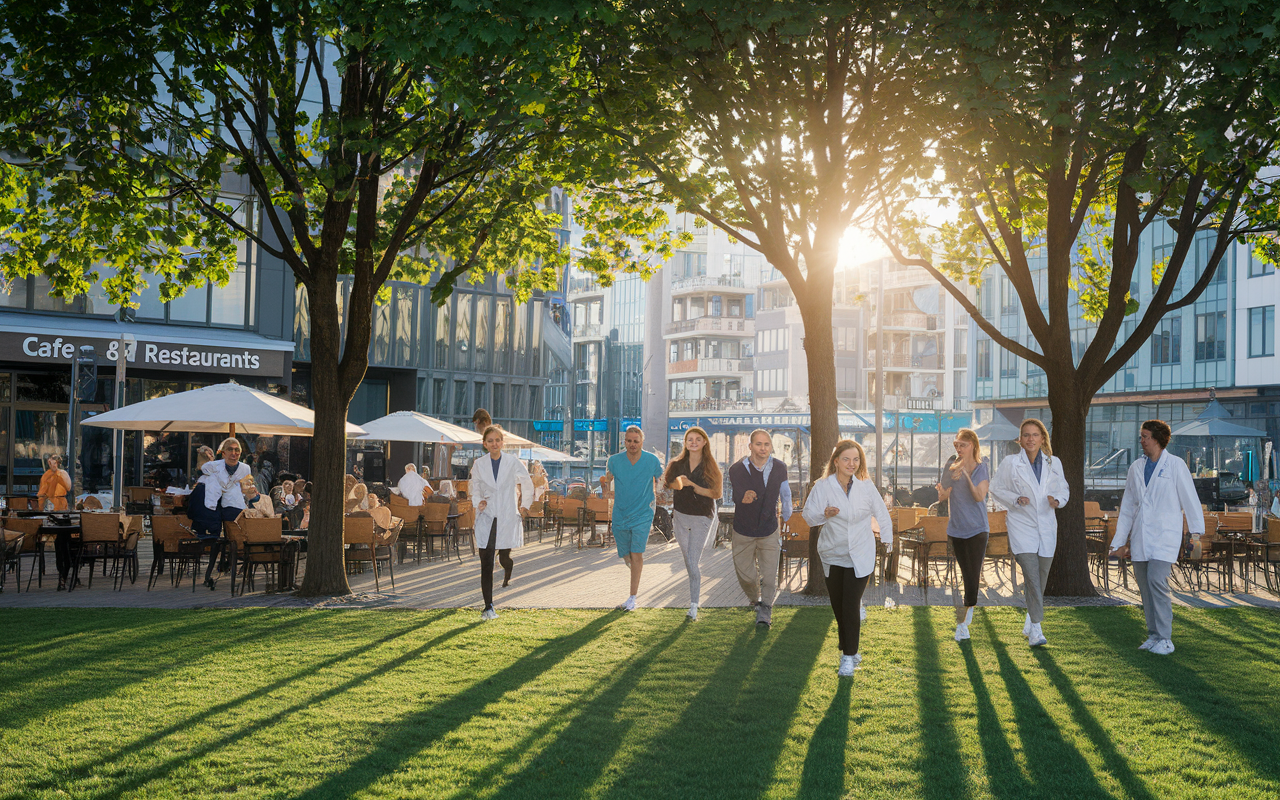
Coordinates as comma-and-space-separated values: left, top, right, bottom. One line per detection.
1, 530, 23, 593
343, 514, 395, 592
420, 502, 455, 562
148, 515, 203, 591
70, 512, 129, 591
5, 517, 46, 591
778, 512, 811, 586
913, 516, 955, 604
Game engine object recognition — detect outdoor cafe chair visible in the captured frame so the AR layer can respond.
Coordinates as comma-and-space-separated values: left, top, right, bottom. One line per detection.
1258, 517, 1280, 594
343, 514, 395, 592
523, 501, 546, 543
70, 512, 130, 591
557, 498, 587, 549
912, 516, 955, 605
454, 501, 477, 557
1, 531, 23, 593
1174, 515, 1228, 592
5, 517, 46, 590
387, 494, 423, 563
585, 497, 613, 547
420, 502, 455, 562
148, 515, 204, 591
984, 509, 1019, 595
778, 512, 810, 585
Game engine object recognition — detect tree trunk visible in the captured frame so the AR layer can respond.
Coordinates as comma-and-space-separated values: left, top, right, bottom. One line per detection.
1043, 373, 1098, 597
798, 285, 838, 597
299, 277, 353, 597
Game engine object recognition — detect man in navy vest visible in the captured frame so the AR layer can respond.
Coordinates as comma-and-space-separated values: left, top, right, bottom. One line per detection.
729, 429, 792, 626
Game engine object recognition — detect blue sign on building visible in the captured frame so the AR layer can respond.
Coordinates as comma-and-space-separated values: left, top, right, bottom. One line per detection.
620, 417, 642, 430
532, 420, 564, 432
574, 418, 609, 432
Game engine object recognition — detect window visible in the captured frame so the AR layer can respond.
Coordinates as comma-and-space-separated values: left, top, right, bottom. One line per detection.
1195, 311, 1227, 361
371, 299, 391, 364
453, 380, 468, 417
433, 378, 447, 416
1249, 247, 1275, 277
728, 299, 742, 317
434, 300, 451, 367
712, 296, 722, 316
690, 297, 705, 318
475, 296, 491, 372
454, 295, 472, 370
1000, 277, 1018, 315
670, 343, 679, 363
492, 384, 506, 418
1249, 306, 1274, 357
394, 287, 414, 366
953, 329, 967, 368
999, 347, 1018, 378
1151, 317, 1181, 365
976, 339, 992, 379
494, 299, 511, 373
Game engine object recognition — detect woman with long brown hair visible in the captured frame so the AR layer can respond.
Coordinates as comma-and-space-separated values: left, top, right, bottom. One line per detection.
802, 439, 893, 676
663, 426, 723, 621
935, 428, 990, 641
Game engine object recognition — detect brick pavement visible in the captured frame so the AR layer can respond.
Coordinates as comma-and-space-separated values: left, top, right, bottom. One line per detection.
2, 529, 1278, 612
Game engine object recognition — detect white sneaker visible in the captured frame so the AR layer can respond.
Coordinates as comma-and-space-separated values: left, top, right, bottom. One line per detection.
687, 604, 698, 622
617, 596, 636, 612
1138, 635, 1160, 651
1149, 639, 1175, 656
860, 603, 867, 622
837, 654, 861, 676
955, 623, 970, 641
1028, 622, 1047, 647
480, 607, 498, 621
1022, 614, 1032, 638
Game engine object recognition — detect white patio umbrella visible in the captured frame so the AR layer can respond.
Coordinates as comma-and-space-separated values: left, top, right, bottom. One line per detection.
82, 382, 366, 437
353, 411, 483, 444
518, 445, 585, 464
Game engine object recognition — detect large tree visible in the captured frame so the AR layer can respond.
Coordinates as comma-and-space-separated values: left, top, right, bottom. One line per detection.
1, 0, 678, 595
583, 0, 937, 592
880, 0, 1280, 594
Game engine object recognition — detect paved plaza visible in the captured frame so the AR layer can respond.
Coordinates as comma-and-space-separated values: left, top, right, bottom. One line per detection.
3, 528, 1278, 613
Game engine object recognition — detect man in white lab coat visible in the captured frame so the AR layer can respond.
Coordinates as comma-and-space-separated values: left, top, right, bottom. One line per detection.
1110, 419, 1203, 656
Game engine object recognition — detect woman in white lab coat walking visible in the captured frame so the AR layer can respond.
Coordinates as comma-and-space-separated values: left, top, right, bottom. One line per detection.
470, 426, 534, 621
989, 418, 1069, 647
1109, 419, 1202, 655
802, 439, 893, 676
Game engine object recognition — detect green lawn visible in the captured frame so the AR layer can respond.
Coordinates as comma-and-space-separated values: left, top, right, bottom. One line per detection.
0, 605, 1277, 800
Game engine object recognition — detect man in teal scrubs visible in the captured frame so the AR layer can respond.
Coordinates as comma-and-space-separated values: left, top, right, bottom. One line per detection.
600, 425, 665, 611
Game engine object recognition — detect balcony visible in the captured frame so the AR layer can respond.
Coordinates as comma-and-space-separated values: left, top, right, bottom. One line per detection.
572, 322, 603, 339
884, 267, 934, 288
670, 274, 751, 295
566, 275, 603, 297
873, 353, 945, 370
667, 357, 754, 376
662, 316, 754, 337
869, 311, 947, 331
669, 397, 755, 413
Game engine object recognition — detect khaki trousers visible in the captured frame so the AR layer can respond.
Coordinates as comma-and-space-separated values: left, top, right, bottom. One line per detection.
732, 531, 781, 607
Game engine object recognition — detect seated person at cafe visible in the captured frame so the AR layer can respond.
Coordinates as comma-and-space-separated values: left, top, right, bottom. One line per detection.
397, 463, 431, 506
347, 482, 372, 513
38, 455, 72, 511
427, 480, 460, 515
240, 476, 277, 518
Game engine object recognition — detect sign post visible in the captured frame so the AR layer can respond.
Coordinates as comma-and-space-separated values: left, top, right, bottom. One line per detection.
112, 334, 135, 510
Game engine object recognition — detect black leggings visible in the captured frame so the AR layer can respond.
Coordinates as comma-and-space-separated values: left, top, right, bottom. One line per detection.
949, 532, 989, 608
479, 520, 513, 609
825, 566, 871, 656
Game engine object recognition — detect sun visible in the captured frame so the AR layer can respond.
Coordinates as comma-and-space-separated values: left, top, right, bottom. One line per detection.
838, 225, 888, 270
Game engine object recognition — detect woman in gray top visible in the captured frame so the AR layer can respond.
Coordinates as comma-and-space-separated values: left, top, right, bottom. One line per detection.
935, 428, 990, 642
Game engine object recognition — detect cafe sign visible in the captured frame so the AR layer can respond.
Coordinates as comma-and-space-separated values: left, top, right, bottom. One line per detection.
1, 330, 289, 377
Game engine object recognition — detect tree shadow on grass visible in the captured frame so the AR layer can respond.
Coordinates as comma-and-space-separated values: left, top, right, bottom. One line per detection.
1077, 609, 1280, 786
0, 610, 315, 728
958, 637, 1030, 799
593, 612, 827, 800
13, 614, 466, 800
26, 612, 443, 789
911, 606, 971, 800
1173, 613, 1279, 663
280, 613, 621, 800
980, 615, 1121, 799
796, 678, 852, 800
1028, 648, 1159, 800
444, 621, 698, 800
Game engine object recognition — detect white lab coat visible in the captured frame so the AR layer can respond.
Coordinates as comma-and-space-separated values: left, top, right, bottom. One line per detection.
1112, 449, 1203, 563
396, 470, 430, 506
989, 449, 1070, 557
470, 453, 534, 550
802, 474, 893, 578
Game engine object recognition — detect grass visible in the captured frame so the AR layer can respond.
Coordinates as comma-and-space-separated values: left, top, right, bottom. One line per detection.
0, 605, 1278, 800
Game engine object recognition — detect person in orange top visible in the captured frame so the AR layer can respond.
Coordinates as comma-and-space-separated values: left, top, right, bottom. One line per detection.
37, 455, 71, 511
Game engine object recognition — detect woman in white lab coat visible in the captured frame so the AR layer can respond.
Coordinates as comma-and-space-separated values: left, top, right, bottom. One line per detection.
802, 439, 893, 677
469, 425, 534, 621
1109, 419, 1202, 655
989, 418, 1069, 647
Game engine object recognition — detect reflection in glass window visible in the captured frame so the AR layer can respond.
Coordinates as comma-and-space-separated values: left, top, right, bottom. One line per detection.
372, 299, 391, 364
395, 287, 414, 366
1, 276, 28, 308
530, 301, 542, 375
453, 380, 468, 417
11, 410, 69, 495
210, 263, 248, 325
168, 284, 208, 323
493, 384, 506, 419
434, 299, 451, 367
454, 295, 472, 370
495, 299, 511, 373
32, 274, 87, 313
513, 302, 527, 375
433, 378, 447, 416
293, 284, 311, 360
475, 296, 491, 372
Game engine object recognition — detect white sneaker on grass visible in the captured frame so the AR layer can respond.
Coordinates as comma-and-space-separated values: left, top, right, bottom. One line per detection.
687, 604, 698, 621
837, 654, 862, 676
480, 607, 498, 621
1149, 639, 1175, 655
1022, 614, 1032, 638
616, 595, 637, 612
1138, 634, 1160, 651
955, 623, 970, 641
1028, 622, 1047, 647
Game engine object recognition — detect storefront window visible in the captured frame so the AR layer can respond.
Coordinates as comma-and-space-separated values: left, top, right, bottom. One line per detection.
453, 380, 468, 418
294, 284, 311, 360
494, 299, 511, 374
0, 373, 10, 402
143, 431, 188, 489
0, 406, 8, 491
12, 410, 68, 495
433, 378, 447, 416
16, 373, 71, 404
394, 287, 414, 366
32, 274, 88, 314
169, 285, 209, 323
513, 302, 527, 375
372, 299, 391, 364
